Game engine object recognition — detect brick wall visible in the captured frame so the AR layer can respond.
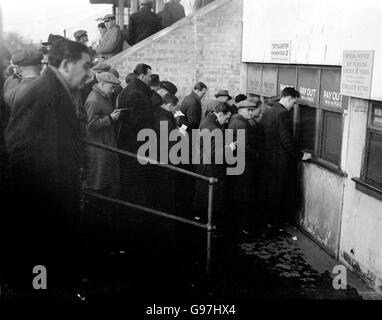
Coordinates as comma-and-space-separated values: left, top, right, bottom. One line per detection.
107, 0, 244, 105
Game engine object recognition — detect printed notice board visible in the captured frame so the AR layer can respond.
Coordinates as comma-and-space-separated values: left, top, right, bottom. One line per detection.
340, 50, 374, 99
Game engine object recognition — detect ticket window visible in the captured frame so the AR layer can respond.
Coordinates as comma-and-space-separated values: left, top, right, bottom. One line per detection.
247, 63, 345, 170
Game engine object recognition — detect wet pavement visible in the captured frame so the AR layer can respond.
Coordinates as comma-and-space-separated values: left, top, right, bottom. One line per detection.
1, 217, 378, 303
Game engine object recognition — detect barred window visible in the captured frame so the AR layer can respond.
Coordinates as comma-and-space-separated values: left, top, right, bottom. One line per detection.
246, 63, 346, 172
319, 111, 342, 166
361, 102, 382, 189
297, 105, 316, 153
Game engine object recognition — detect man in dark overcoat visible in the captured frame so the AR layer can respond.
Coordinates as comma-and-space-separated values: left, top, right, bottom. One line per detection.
179, 82, 207, 213
180, 82, 207, 133
193, 101, 232, 229
124, 0, 161, 46
3, 39, 92, 290
227, 99, 259, 234
158, 0, 186, 29
117, 63, 155, 204
152, 93, 178, 213
259, 87, 311, 230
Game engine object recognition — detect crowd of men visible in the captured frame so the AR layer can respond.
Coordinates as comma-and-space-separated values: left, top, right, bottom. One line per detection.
0, 16, 311, 291
67, 0, 187, 63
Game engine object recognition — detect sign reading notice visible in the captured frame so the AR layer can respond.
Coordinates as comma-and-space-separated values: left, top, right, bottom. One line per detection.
270, 40, 291, 63
340, 50, 375, 99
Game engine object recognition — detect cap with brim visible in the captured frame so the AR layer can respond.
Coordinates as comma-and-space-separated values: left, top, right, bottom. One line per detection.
93, 63, 111, 72
11, 49, 43, 67
42, 34, 65, 46
215, 89, 231, 99
160, 81, 177, 95
102, 14, 115, 21
74, 30, 87, 39
237, 99, 258, 109
97, 72, 121, 85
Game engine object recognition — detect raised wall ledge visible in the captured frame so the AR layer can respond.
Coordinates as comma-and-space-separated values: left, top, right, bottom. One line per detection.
352, 177, 382, 202
106, 0, 239, 65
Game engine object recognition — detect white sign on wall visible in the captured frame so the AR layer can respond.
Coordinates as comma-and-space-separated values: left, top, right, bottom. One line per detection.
270, 40, 291, 63
340, 50, 375, 100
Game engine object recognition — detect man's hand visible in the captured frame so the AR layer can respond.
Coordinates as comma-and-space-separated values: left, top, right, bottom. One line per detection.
302, 152, 312, 161
110, 109, 122, 121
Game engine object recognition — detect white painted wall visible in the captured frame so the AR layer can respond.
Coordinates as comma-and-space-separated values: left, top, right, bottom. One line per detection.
242, 0, 382, 101
298, 164, 344, 258
339, 97, 382, 291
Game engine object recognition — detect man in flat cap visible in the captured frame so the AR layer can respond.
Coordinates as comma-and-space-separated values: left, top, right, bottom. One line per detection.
81, 62, 111, 103
74, 30, 97, 61
227, 99, 260, 236
123, 0, 161, 46
160, 80, 177, 95
204, 89, 232, 117
74, 30, 89, 44
151, 78, 178, 108
4, 48, 43, 115
108, 68, 123, 107
95, 14, 123, 60
84, 72, 121, 197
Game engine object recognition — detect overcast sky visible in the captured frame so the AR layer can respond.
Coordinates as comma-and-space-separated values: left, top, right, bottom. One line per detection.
2, 0, 115, 44
1, 0, 195, 45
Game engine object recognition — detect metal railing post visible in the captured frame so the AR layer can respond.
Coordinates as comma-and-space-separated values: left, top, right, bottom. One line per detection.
82, 139, 218, 277
206, 178, 216, 276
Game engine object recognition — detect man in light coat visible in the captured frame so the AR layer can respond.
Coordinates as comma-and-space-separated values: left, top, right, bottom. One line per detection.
96, 14, 123, 60
84, 72, 121, 197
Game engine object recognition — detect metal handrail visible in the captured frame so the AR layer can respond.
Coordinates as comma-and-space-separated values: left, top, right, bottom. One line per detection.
84, 190, 213, 230
83, 139, 219, 184
82, 139, 218, 275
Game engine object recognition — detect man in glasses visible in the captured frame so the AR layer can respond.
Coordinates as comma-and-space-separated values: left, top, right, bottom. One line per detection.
95, 14, 123, 61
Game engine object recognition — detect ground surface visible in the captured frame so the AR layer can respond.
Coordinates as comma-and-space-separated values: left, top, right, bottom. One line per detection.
1, 215, 379, 304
